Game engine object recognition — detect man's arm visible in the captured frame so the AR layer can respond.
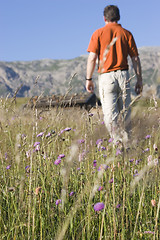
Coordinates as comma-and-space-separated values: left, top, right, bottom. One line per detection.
86, 52, 97, 93
131, 56, 143, 94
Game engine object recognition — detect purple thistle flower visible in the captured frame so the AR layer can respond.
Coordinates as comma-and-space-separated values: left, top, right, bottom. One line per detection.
98, 164, 109, 171
101, 146, 106, 151
69, 191, 75, 196
98, 186, 103, 191
54, 159, 61, 165
64, 127, 71, 132
101, 121, 104, 124
109, 178, 113, 183
93, 202, 104, 212
46, 132, 52, 138
37, 132, 44, 137
143, 148, 150, 153
34, 142, 40, 147
116, 204, 121, 208
6, 165, 11, 170
145, 135, 151, 139
129, 158, 134, 162
96, 139, 103, 145
116, 149, 121, 156
56, 199, 61, 205
26, 149, 31, 158
58, 154, 65, 159
78, 139, 85, 144
108, 138, 114, 143
133, 169, 139, 177
93, 160, 97, 167
35, 144, 40, 151
25, 165, 30, 170
144, 231, 154, 234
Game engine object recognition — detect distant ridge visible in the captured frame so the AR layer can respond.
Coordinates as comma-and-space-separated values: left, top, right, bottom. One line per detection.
0, 46, 160, 98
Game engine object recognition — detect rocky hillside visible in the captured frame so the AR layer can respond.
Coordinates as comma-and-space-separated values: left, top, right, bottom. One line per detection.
0, 46, 160, 98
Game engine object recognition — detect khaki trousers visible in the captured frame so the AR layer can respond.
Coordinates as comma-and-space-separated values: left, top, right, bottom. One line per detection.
98, 70, 131, 144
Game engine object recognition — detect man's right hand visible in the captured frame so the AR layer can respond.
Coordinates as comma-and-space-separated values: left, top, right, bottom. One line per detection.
135, 80, 143, 95
86, 80, 94, 93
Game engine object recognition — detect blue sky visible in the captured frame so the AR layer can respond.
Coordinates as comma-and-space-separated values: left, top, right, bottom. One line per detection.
1, 0, 160, 61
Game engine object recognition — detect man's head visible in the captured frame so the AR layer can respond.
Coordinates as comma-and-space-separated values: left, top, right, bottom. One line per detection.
103, 5, 120, 22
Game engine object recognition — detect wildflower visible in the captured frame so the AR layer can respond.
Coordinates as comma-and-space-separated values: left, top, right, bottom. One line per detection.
54, 159, 61, 165
35, 144, 40, 151
34, 142, 40, 147
46, 132, 52, 138
69, 191, 75, 196
96, 139, 103, 145
143, 148, 149, 153
101, 146, 106, 151
25, 165, 30, 170
93, 202, 104, 212
88, 113, 93, 117
145, 135, 151, 139
56, 199, 62, 205
64, 127, 71, 131
129, 158, 134, 162
98, 164, 109, 171
6, 165, 11, 170
5, 152, 8, 159
101, 121, 104, 124
58, 154, 65, 159
109, 178, 113, 183
78, 139, 85, 144
116, 204, 121, 208
108, 138, 114, 143
98, 186, 103, 191
135, 159, 142, 165
116, 148, 121, 156
151, 199, 156, 207
93, 160, 97, 167
133, 169, 138, 177
37, 132, 44, 137
144, 231, 154, 234
26, 150, 31, 158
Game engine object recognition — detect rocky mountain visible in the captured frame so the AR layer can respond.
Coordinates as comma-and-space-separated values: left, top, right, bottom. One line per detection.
0, 46, 160, 98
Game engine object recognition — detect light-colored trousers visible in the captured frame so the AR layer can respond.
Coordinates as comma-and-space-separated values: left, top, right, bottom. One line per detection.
98, 70, 131, 144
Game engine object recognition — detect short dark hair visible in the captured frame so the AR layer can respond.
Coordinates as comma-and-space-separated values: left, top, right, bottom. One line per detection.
103, 5, 120, 22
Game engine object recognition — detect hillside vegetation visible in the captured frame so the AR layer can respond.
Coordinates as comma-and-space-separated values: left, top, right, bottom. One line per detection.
0, 47, 160, 98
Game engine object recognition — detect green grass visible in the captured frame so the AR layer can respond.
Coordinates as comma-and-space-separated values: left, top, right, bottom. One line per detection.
0, 98, 159, 239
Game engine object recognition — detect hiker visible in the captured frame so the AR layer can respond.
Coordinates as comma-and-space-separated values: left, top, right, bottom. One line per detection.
85, 5, 143, 145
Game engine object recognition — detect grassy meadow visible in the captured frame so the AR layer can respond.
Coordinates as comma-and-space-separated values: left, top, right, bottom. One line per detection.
0, 97, 159, 240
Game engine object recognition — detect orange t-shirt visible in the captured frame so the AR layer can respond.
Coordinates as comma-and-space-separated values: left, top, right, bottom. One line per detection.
87, 22, 138, 73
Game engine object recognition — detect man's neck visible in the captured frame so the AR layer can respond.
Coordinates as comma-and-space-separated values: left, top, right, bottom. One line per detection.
105, 21, 117, 25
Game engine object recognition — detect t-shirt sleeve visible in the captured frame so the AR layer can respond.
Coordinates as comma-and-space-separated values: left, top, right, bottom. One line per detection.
128, 33, 139, 57
87, 30, 100, 54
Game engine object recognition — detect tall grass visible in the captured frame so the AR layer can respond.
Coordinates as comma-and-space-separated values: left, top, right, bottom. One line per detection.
0, 97, 159, 239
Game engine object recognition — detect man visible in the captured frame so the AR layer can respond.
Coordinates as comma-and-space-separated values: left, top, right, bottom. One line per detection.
86, 5, 143, 144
